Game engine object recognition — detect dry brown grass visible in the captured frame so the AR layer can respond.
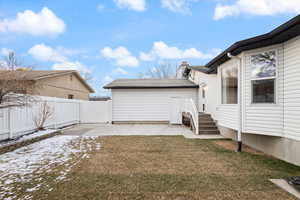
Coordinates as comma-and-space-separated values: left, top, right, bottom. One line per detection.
24, 136, 300, 200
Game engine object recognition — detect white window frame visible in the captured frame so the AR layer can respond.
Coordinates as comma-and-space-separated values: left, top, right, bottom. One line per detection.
221, 63, 238, 105
250, 50, 278, 104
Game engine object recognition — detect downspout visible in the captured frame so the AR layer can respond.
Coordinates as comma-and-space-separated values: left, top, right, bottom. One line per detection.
227, 52, 243, 152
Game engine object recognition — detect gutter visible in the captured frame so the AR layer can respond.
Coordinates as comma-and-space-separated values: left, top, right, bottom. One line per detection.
206, 14, 300, 74
227, 52, 243, 152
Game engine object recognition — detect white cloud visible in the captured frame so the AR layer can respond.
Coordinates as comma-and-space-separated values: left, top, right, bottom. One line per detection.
0, 48, 13, 56
28, 44, 91, 74
214, 0, 300, 20
161, 0, 197, 14
113, 0, 146, 11
52, 61, 90, 73
0, 7, 65, 36
101, 46, 139, 67
140, 41, 219, 61
113, 67, 128, 75
28, 44, 67, 63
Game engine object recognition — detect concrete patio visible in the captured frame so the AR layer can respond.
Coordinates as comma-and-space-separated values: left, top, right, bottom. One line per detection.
62, 123, 226, 139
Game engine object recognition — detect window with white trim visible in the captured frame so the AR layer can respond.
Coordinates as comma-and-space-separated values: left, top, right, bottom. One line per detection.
221, 64, 238, 104
250, 50, 276, 103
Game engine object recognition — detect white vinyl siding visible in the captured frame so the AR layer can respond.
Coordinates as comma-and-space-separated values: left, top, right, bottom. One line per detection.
111, 88, 198, 122
283, 35, 300, 141
216, 59, 239, 130
190, 71, 218, 119
217, 105, 238, 130
243, 45, 284, 136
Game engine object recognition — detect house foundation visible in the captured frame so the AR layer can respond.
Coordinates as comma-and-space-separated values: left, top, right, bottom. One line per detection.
218, 125, 300, 166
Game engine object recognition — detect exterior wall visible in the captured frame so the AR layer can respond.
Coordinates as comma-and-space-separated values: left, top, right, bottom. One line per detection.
111, 88, 198, 122
283, 35, 300, 141
242, 45, 284, 136
215, 38, 300, 166
34, 74, 91, 100
189, 71, 218, 119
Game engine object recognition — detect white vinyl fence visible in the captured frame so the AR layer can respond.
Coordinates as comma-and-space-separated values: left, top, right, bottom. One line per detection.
0, 96, 112, 141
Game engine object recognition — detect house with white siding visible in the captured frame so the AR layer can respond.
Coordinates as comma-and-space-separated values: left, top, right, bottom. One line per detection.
104, 15, 300, 166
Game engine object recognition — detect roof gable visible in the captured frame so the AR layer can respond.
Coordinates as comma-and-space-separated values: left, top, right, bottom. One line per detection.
0, 70, 94, 93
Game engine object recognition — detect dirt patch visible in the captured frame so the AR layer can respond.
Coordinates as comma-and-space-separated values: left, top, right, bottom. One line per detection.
213, 140, 268, 155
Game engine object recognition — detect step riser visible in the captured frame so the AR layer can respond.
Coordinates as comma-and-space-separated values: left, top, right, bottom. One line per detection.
199, 130, 220, 135
199, 119, 214, 122
199, 126, 218, 130
199, 122, 215, 125
199, 115, 211, 118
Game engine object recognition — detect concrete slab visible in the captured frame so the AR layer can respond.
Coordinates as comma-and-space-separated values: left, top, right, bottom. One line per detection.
83, 124, 190, 136
270, 179, 300, 199
61, 123, 226, 140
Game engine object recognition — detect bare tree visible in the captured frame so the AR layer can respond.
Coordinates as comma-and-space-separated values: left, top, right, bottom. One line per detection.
33, 102, 53, 130
138, 63, 177, 79
81, 71, 93, 82
0, 52, 37, 107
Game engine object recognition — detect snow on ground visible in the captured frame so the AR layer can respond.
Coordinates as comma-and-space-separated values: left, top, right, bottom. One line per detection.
0, 135, 100, 200
0, 129, 58, 148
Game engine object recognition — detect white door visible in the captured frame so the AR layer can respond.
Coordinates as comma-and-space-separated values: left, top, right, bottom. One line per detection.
169, 97, 183, 124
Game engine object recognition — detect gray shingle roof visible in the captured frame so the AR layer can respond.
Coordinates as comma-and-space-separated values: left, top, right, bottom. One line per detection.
103, 79, 199, 89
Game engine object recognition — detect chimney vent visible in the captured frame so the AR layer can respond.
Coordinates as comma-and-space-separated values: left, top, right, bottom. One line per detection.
181, 61, 189, 66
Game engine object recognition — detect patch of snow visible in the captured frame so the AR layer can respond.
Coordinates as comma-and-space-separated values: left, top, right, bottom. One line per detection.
0, 129, 58, 148
0, 135, 100, 200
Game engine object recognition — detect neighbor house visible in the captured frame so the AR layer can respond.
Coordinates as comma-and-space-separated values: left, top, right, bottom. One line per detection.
1, 70, 94, 100
104, 15, 300, 166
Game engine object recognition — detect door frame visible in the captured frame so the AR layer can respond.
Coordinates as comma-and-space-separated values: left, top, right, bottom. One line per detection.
199, 83, 207, 113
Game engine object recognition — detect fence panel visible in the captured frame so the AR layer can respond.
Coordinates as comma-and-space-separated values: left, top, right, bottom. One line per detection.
80, 100, 112, 123
0, 96, 111, 141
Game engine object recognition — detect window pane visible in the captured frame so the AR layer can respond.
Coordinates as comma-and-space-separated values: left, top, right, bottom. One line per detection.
251, 51, 276, 79
252, 79, 275, 103
221, 65, 238, 104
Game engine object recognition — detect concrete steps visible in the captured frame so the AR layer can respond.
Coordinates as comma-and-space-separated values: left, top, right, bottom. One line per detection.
198, 113, 220, 135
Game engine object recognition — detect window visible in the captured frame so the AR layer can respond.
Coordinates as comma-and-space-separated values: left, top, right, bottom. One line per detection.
221, 65, 238, 104
251, 51, 276, 103
70, 75, 73, 81
68, 94, 74, 99
202, 88, 206, 99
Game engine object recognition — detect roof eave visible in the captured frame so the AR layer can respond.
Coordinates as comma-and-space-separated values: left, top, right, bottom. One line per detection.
205, 14, 300, 73
103, 85, 199, 89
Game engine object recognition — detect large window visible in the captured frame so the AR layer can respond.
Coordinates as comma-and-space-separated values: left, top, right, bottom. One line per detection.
221, 65, 238, 104
251, 51, 276, 103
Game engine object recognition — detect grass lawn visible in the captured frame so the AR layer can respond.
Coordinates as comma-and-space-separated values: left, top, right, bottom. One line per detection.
3, 136, 300, 200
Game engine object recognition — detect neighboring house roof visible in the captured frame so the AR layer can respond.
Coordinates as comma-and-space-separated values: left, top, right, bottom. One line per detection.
206, 14, 300, 74
0, 70, 94, 93
103, 79, 199, 89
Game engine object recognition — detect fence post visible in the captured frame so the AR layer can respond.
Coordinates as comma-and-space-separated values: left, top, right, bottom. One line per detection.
108, 100, 112, 124
78, 101, 81, 124
8, 107, 13, 139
